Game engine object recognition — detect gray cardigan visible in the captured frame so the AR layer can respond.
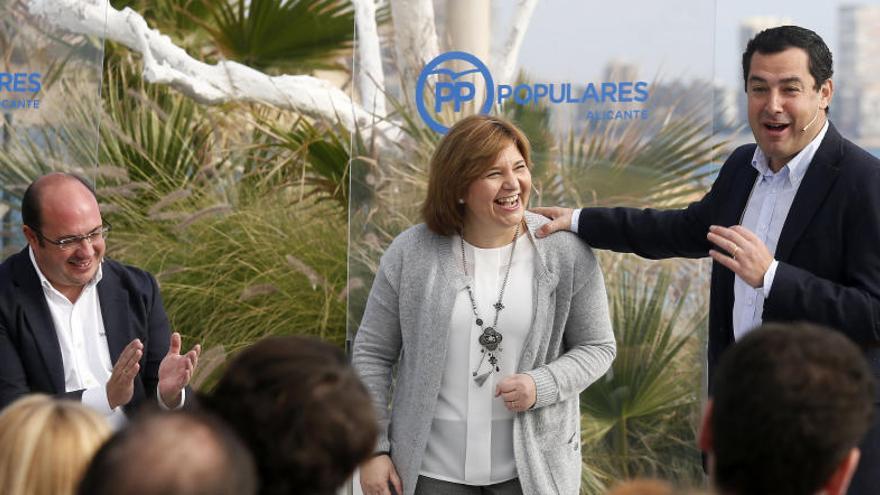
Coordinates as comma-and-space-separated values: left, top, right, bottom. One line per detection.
353, 212, 616, 494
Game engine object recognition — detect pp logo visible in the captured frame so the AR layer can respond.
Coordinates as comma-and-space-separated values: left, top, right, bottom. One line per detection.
415, 51, 495, 134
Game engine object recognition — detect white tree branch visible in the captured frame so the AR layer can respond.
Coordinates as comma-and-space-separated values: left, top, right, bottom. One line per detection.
352, 0, 386, 117
493, 0, 538, 86
389, 0, 438, 101
27, 0, 399, 141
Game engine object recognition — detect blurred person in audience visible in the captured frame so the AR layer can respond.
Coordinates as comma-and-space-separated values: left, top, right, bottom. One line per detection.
353, 114, 616, 495
206, 335, 377, 495
0, 173, 201, 425
0, 394, 111, 495
699, 323, 875, 495
78, 409, 257, 495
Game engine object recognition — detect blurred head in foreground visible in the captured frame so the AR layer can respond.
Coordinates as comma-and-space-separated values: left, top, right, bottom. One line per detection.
700, 323, 875, 495
78, 409, 256, 495
0, 395, 111, 495
207, 335, 377, 495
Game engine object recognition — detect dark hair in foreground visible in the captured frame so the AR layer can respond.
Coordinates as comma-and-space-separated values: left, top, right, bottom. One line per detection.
206, 336, 377, 495
711, 323, 875, 495
421, 114, 532, 236
742, 25, 833, 93
21, 172, 97, 233
78, 410, 257, 495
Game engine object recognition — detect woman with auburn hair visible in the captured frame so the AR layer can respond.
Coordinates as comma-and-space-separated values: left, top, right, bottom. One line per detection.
354, 114, 616, 495
0, 395, 111, 495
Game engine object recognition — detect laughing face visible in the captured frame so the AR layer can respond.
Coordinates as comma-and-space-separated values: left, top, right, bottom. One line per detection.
462, 142, 531, 246
24, 178, 105, 301
746, 47, 833, 171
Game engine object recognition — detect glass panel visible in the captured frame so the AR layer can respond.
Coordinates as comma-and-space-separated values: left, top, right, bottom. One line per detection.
715, 0, 880, 158
0, 0, 105, 256
349, 1, 715, 491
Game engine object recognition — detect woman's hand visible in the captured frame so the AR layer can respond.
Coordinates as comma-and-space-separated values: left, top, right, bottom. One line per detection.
496, 373, 537, 412
360, 454, 403, 495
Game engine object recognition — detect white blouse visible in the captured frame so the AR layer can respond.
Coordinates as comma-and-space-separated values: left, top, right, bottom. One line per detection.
419, 233, 536, 485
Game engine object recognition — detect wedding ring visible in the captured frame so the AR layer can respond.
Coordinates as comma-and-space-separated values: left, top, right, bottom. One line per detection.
732, 245, 739, 260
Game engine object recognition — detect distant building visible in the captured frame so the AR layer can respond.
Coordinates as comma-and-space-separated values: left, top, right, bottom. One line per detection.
603, 60, 639, 83
737, 16, 792, 133
837, 5, 880, 140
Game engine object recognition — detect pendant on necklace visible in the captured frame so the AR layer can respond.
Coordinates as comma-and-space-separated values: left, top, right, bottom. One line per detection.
478, 327, 502, 351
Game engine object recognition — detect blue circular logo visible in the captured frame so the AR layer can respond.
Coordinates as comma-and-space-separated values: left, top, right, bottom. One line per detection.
415, 51, 495, 134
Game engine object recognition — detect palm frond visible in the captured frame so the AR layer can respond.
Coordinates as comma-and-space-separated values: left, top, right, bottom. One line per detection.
580, 268, 706, 487
201, 0, 356, 72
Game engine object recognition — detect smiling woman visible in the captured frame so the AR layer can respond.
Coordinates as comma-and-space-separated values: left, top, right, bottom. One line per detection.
353, 115, 617, 495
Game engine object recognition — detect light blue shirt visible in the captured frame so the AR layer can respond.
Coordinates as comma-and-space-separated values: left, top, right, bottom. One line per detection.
732, 121, 829, 340
571, 121, 830, 341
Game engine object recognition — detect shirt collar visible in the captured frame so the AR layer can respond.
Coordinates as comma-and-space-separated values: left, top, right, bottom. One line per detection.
28, 246, 104, 294
751, 120, 830, 183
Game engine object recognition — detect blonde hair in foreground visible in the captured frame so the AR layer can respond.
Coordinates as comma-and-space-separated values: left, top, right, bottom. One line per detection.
0, 395, 111, 495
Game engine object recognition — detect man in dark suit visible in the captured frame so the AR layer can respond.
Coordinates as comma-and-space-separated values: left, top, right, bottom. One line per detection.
534, 25, 880, 493
0, 173, 200, 421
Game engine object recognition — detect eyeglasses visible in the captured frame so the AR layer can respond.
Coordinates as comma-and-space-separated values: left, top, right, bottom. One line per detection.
32, 223, 112, 250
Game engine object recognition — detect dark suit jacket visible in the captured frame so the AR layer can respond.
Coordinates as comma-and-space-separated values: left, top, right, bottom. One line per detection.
577, 123, 880, 389
0, 248, 172, 413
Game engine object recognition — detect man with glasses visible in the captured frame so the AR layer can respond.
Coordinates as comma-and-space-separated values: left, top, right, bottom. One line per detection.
0, 173, 200, 424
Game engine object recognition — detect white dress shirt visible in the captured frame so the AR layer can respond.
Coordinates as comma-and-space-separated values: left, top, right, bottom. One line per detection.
28, 247, 127, 427
28, 249, 184, 428
420, 233, 535, 485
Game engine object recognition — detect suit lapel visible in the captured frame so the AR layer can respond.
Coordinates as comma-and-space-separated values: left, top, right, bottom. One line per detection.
97, 264, 130, 364
11, 249, 65, 393
775, 125, 843, 262
723, 153, 759, 227
715, 154, 760, 313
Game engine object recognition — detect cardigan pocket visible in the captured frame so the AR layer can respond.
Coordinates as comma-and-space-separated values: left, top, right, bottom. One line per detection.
540, 438, 581, 494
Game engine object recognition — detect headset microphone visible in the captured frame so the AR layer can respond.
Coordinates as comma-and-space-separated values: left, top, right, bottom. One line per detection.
801, 104, 822, 133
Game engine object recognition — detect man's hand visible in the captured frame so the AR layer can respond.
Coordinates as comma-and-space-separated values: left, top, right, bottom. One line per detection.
496, 373, 537, 412
107, 339, 143, 409
158, 332, 201, 408
360, 454, 403, 495
707, 225, 773, 288
531, 206, 574, 238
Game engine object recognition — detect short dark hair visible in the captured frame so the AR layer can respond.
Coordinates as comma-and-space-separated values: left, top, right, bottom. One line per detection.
421, 114, 532, 236
711, 323, 875, 495
21, 172, 97, 232
78, 410, 257, 495
206, 336, 377, 495
742, 25, 832, 93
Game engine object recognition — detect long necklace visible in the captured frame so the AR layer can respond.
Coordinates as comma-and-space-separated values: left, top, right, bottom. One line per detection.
460, 224, 520, 387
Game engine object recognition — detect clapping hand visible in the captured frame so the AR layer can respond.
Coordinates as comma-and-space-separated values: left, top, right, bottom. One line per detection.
106, 339, 144, 409
158, 332, 201, 408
